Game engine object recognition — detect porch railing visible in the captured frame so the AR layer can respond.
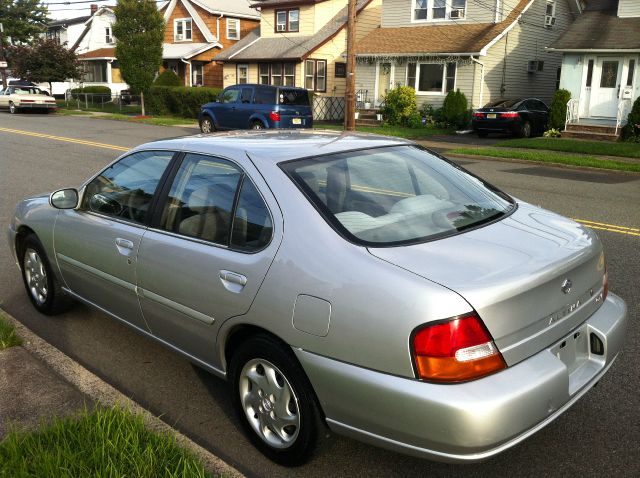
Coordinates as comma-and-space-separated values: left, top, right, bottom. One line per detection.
615, 98, 632, 136
565, 98, 579, 131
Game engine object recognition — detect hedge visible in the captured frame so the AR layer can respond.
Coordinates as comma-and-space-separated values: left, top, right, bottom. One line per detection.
153, 70, 182, 87
69, 86, 112, 98
549, 89, 572, 130
146, 86, 223, 118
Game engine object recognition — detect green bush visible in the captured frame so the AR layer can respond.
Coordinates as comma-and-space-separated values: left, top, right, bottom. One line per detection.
381, 85, 418, 126
441, 89, 469, 129
146, 86, 223, 118
622, 96, 640, 142
154, 69, 182, 86
549, 89, 572, 130
543, 128, 562, 138
69, 86, 111, 98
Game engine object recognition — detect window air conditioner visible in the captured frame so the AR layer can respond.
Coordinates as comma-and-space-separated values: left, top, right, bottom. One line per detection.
176, 34, 184, 40
545, 15, 556, 27
450, 9, 465, 19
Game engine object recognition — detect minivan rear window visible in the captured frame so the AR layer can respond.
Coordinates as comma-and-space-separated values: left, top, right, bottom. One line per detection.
279, 89, 309, 106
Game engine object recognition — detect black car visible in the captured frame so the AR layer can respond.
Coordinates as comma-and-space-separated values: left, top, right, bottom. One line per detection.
472, 98, 549, 138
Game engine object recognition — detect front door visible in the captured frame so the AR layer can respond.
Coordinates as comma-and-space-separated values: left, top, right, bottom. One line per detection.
376, 63, 391, 106
590, 57, 623, 117
136, 153, 280, 367
54, 150, 175, 331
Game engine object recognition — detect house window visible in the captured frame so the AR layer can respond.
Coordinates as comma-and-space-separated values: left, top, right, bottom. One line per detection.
284, 63, 295, 86
105, 27, 113, 44
46, 28, 61, 44
627, 59, 636, 86
586, 59, 594, 87
335, 62, 346, 78
82, 61, 108, 83
259, 63, 296, 86
546, 1, 556, 17
305, 59, 327, 92
237, 64, 249, 84
413, 0, 466, 21
259, 63, 270, 84
271, 63, 283, 86
227, 18, 240, 40
556, 66, 561, 90
192, 63, 204, 86
275, 9, 299, 32
407, 62, 456, 94
174, 19, 192, 41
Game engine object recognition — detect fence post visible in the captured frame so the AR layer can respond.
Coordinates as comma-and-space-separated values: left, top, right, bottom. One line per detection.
85, 93, 88, 110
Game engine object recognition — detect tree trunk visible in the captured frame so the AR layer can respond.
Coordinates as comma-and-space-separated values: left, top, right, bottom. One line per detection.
141, 91, 145, 116
49, 81, 53, 95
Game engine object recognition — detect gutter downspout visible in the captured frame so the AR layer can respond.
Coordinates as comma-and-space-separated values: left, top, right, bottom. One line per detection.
181, 58, 192, 86
217, 13, 224, 42
495, 0, 501, 23
470, 56, 485, 108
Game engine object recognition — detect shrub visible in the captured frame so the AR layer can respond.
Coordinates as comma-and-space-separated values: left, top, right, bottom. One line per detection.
381, 85, 418, 126
622, 96, 640, 142
146, 86, 223, 118
407, 111, 423, 129
548, 89, 572, 130
543, 128, 562, 138
441, 89, 469, 129
153, 69, 182, 87
69, 86, 111, 98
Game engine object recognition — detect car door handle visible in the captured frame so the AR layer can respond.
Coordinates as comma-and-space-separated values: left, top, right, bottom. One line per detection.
115, 238, 134, 256
219, 270, 247, 286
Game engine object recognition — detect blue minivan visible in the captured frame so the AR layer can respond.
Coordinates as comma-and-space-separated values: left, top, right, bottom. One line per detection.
199, 84, 313, 133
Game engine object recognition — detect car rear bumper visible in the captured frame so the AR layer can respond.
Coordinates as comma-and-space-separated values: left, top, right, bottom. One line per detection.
295, 293, 627, 463
473, 118, 521, 133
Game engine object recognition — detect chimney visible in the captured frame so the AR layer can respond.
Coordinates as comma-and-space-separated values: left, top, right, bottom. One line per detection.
90, 4, 98, 15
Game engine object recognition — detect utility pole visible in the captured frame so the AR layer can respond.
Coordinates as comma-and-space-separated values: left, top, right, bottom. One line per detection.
0, 23, 7, 89
344, 0, 357, 131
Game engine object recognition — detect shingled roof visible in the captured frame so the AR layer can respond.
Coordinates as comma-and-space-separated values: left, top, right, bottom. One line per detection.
216, 0, 370, 61
548, 8, 640, 51
355, 0, 531, 57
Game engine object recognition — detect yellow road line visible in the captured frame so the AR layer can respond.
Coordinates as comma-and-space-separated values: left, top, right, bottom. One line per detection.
578, 224, 640, 237
0, 126, 129, 152
573, 218, 640, 233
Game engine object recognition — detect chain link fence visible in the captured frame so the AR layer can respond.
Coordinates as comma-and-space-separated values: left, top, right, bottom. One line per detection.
313, 96, 345, 121
62, 92, 142, 114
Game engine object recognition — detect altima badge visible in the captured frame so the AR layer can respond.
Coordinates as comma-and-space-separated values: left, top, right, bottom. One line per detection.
561, 279, 572, 294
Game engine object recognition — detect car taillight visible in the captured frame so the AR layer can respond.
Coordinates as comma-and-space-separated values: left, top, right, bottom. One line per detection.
412, 314, 506, 382
269, 111, 281, 122
21, 100, 35, 103
45, 100, 57, 104
501, 112, 519, 118
473, 112, 484, 118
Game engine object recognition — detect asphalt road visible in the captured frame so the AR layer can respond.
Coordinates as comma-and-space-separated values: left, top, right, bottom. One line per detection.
1, 113, 639, 478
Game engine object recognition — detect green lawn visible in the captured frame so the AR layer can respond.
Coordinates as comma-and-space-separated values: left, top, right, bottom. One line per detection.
0, 406, 212, 477
97, 114, 198, 127
494, 138, 640, 159
0, 312, 22, 350
314, 123, 453, 139
450, 147, 640, 173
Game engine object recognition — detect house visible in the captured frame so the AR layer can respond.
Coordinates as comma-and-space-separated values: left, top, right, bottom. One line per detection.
548, 0, 639, 139
355, 0, 579, 110
159, 0, 261, 87
213, 0, 382, 115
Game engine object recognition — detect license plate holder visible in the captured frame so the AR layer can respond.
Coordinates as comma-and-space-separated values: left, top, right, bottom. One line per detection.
487, 113, 497, 119
292, 118, 302, 125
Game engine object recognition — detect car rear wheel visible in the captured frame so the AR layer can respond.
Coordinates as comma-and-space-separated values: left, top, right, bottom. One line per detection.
250, 121, 265, 130
20, 234, 73, 315
9, 102, 16, 114
519, 120, 532, 138
229, 334, 322, 466
200, 116, 214, 134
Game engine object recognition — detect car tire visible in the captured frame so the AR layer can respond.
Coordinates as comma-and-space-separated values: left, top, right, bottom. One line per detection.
250, 121, 265, 130
200, 116, 214, 134
9, 102, 17, 114
229, 334, 323, 466
477, 131, 489, 138
20, 234, 73, 315
519, 121, 532, 138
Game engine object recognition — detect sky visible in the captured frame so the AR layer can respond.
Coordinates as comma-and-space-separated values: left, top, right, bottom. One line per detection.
43, 1, 120, 20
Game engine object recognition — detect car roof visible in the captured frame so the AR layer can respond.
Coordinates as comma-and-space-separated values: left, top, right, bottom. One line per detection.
131, 130, 411, 164
226, 84, 307, 91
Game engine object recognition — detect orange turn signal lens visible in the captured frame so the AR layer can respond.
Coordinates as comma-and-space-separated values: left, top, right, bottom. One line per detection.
415, 353, 506, 383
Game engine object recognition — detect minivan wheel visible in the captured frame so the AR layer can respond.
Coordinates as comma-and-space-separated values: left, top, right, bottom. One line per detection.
9, 102, 17, 114
200, 116, 214, 134
20, 234, 73, 315
229, 334, 321, 466
250, 121, 264, 130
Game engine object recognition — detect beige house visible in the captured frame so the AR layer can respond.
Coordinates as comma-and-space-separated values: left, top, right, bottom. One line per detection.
214, 0, 382, 100
355, 0, 580, 109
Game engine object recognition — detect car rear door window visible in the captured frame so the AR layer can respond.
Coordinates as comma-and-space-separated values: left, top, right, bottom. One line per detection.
240, 87, 254, 104
81, 150, 174, 224
160, 154, 242, 245
230, 178, 273, 251
254, 86, 275, 104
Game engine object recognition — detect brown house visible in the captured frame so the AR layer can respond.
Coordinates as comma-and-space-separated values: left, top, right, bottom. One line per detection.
159, 0, 260, 88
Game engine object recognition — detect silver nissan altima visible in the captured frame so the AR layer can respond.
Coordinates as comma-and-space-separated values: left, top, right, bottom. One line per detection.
7, 131, 627, 465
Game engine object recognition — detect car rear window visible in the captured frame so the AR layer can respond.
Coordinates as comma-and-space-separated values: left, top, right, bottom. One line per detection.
278, 89, 309, 106
484, 99, 520, 108
281, 146, 515, 246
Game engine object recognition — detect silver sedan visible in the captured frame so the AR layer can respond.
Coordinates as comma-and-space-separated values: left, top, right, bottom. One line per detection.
7, 131, 627, 466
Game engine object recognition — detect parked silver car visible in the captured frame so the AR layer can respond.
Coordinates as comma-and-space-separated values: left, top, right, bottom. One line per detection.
7, 131, 627, 465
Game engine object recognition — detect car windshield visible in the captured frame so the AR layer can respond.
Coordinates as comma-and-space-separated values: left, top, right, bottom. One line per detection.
282, 145, 515, 246
484, 99, 521, 108
278, 89, 309, 105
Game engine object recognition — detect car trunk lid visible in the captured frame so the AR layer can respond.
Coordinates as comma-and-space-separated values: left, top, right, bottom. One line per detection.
368, 202, 606, 366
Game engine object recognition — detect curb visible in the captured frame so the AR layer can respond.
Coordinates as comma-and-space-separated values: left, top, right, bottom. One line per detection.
1, 310, 245, 478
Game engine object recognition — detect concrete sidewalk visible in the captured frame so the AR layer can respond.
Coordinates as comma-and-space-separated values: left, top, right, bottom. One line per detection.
0, 311, 244, 477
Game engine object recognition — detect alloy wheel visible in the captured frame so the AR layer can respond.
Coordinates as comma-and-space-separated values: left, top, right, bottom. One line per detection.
201, 118, 212, 133
9, 102, 16, 114
23, 248, 48, 305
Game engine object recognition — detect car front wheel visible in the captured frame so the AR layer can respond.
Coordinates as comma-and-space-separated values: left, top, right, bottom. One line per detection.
9, 102, 17, 114
229, 334, 322, 466
200, 116, 214, 134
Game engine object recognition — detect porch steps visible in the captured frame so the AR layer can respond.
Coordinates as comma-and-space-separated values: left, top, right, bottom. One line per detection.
356, 109, 382, 127
562, 123, 620, 141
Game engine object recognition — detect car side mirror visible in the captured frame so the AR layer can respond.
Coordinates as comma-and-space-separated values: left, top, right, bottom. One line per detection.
50, 188, 79, 209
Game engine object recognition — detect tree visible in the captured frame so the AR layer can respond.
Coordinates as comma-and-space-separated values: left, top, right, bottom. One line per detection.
548, 89, 572, 130
0, 0, 48, 45
8, 39, 82, 92
112, 0, 164, 116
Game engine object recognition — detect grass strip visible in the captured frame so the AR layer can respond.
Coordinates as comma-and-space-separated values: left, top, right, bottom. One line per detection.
449, 147, 640, 173
313, 123, 453, 139
97, 114, 198, 127
494, 138, 640, 159
0, 406, 212, 477
56, 109, 92, 116
0, 312, 22, 350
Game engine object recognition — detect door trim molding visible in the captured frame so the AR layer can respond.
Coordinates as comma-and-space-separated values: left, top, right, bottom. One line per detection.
138, 287, 216, 325
56, 253, 135, 292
